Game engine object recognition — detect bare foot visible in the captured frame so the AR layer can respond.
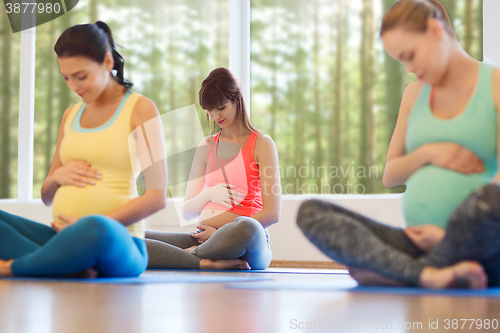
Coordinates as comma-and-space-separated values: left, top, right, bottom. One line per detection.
419, 261, 488, 289
348, 267, 407, 287
63, 268, 99, 279
0, 259, 14, 277
185, 245, 198, 254
200, 259, 251, 270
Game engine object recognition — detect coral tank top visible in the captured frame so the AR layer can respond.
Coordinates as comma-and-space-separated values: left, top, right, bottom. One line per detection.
202, 131, 263, 216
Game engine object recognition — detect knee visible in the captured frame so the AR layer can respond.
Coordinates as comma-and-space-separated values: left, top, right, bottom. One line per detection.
0, 209, 14, 221
461, 184, 500, 219
297, 200, 317, 231
77, 215, 121, 247
475, 184, 500, 203
296, 199, 337, 230
232, 217, 264, 241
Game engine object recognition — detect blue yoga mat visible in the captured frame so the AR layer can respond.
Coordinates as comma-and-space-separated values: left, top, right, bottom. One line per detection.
0, 274, 272, 285
149, 268, 350, 275
224, 279, 500, 297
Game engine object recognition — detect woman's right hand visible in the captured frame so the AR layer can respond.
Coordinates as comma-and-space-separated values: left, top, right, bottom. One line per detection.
204, 183, 245, 210
52, 160, 101, 187
428, 142, 485, 174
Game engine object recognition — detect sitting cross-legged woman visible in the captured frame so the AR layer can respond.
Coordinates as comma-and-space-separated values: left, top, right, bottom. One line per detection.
0, 22, 167, 278
145, 67, 281, 270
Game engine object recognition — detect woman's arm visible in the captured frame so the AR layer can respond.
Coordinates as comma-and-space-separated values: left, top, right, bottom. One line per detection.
382, 81, 433, 188
103, 96, 167, 226
491, 69, 500, 183
181, 138, 212, 220
248, 134, 281, 228
41, 107, 70, 205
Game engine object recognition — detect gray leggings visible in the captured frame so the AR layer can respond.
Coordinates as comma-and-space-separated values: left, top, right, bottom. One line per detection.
145, 216, 272, 270
297, 184, 500, 286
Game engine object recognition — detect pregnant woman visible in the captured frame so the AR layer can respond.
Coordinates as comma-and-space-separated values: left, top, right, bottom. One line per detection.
0, 22, 167, 277
145, 67, 281, 270
297, 0, 500, 289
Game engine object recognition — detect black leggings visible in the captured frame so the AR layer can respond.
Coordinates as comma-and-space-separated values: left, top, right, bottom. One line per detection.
297, 184, 500, 286
146, 217, 272, 270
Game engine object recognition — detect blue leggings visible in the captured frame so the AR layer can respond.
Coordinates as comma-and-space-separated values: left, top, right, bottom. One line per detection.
0, 210, 148, 277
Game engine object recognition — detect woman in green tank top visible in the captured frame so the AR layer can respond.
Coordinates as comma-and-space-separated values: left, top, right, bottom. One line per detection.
381, 1, 500, 252
297, 0, 500, 289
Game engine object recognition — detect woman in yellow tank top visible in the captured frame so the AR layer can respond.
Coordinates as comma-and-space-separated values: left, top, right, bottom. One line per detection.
0, 22, 167, 278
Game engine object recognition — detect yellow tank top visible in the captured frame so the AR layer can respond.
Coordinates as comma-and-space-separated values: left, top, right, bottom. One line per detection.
52, 89, 145, 239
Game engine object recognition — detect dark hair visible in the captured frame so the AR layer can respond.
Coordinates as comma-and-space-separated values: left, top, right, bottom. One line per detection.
54, 21, 133, 88
199, 67, 257, 135
380, 0, 455, 38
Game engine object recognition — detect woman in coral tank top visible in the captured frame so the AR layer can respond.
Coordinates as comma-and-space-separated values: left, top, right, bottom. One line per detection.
146, 68, 282, 270
0, 22, 167, 278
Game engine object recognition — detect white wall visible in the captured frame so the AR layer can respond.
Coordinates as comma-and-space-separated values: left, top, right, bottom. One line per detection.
484, 0, 500, 65
0, 195, 405, 261
262, 195, 405, 261
144, 194, 406, 261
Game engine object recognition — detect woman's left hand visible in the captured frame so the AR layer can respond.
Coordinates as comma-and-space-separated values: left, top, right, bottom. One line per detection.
51, 213, 78, 233
190, 225, 217, 244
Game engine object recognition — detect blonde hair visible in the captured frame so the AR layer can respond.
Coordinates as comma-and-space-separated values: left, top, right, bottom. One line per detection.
199, 67, 258, 135
380, 0, 455, 38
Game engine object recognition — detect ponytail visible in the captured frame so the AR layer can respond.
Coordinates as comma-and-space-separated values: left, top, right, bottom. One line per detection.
54, 21, 133, 88
94, 21, 133, 88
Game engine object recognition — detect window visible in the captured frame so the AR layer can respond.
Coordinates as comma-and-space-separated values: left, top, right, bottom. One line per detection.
0, 3, 21, 199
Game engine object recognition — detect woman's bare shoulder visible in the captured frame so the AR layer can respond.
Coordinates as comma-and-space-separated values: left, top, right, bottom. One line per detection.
255, 133, 276, 149
399, 80, 425, 117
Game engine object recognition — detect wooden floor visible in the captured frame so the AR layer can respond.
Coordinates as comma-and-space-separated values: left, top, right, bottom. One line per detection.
1, 269, 499, 333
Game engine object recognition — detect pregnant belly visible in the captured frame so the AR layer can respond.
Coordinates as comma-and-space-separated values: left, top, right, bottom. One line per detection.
52, 183, 134, 223
199, 209, 242, 229
403, 166, 489, 228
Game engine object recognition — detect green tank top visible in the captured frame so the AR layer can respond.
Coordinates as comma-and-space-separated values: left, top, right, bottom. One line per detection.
403, 61, 498, 228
